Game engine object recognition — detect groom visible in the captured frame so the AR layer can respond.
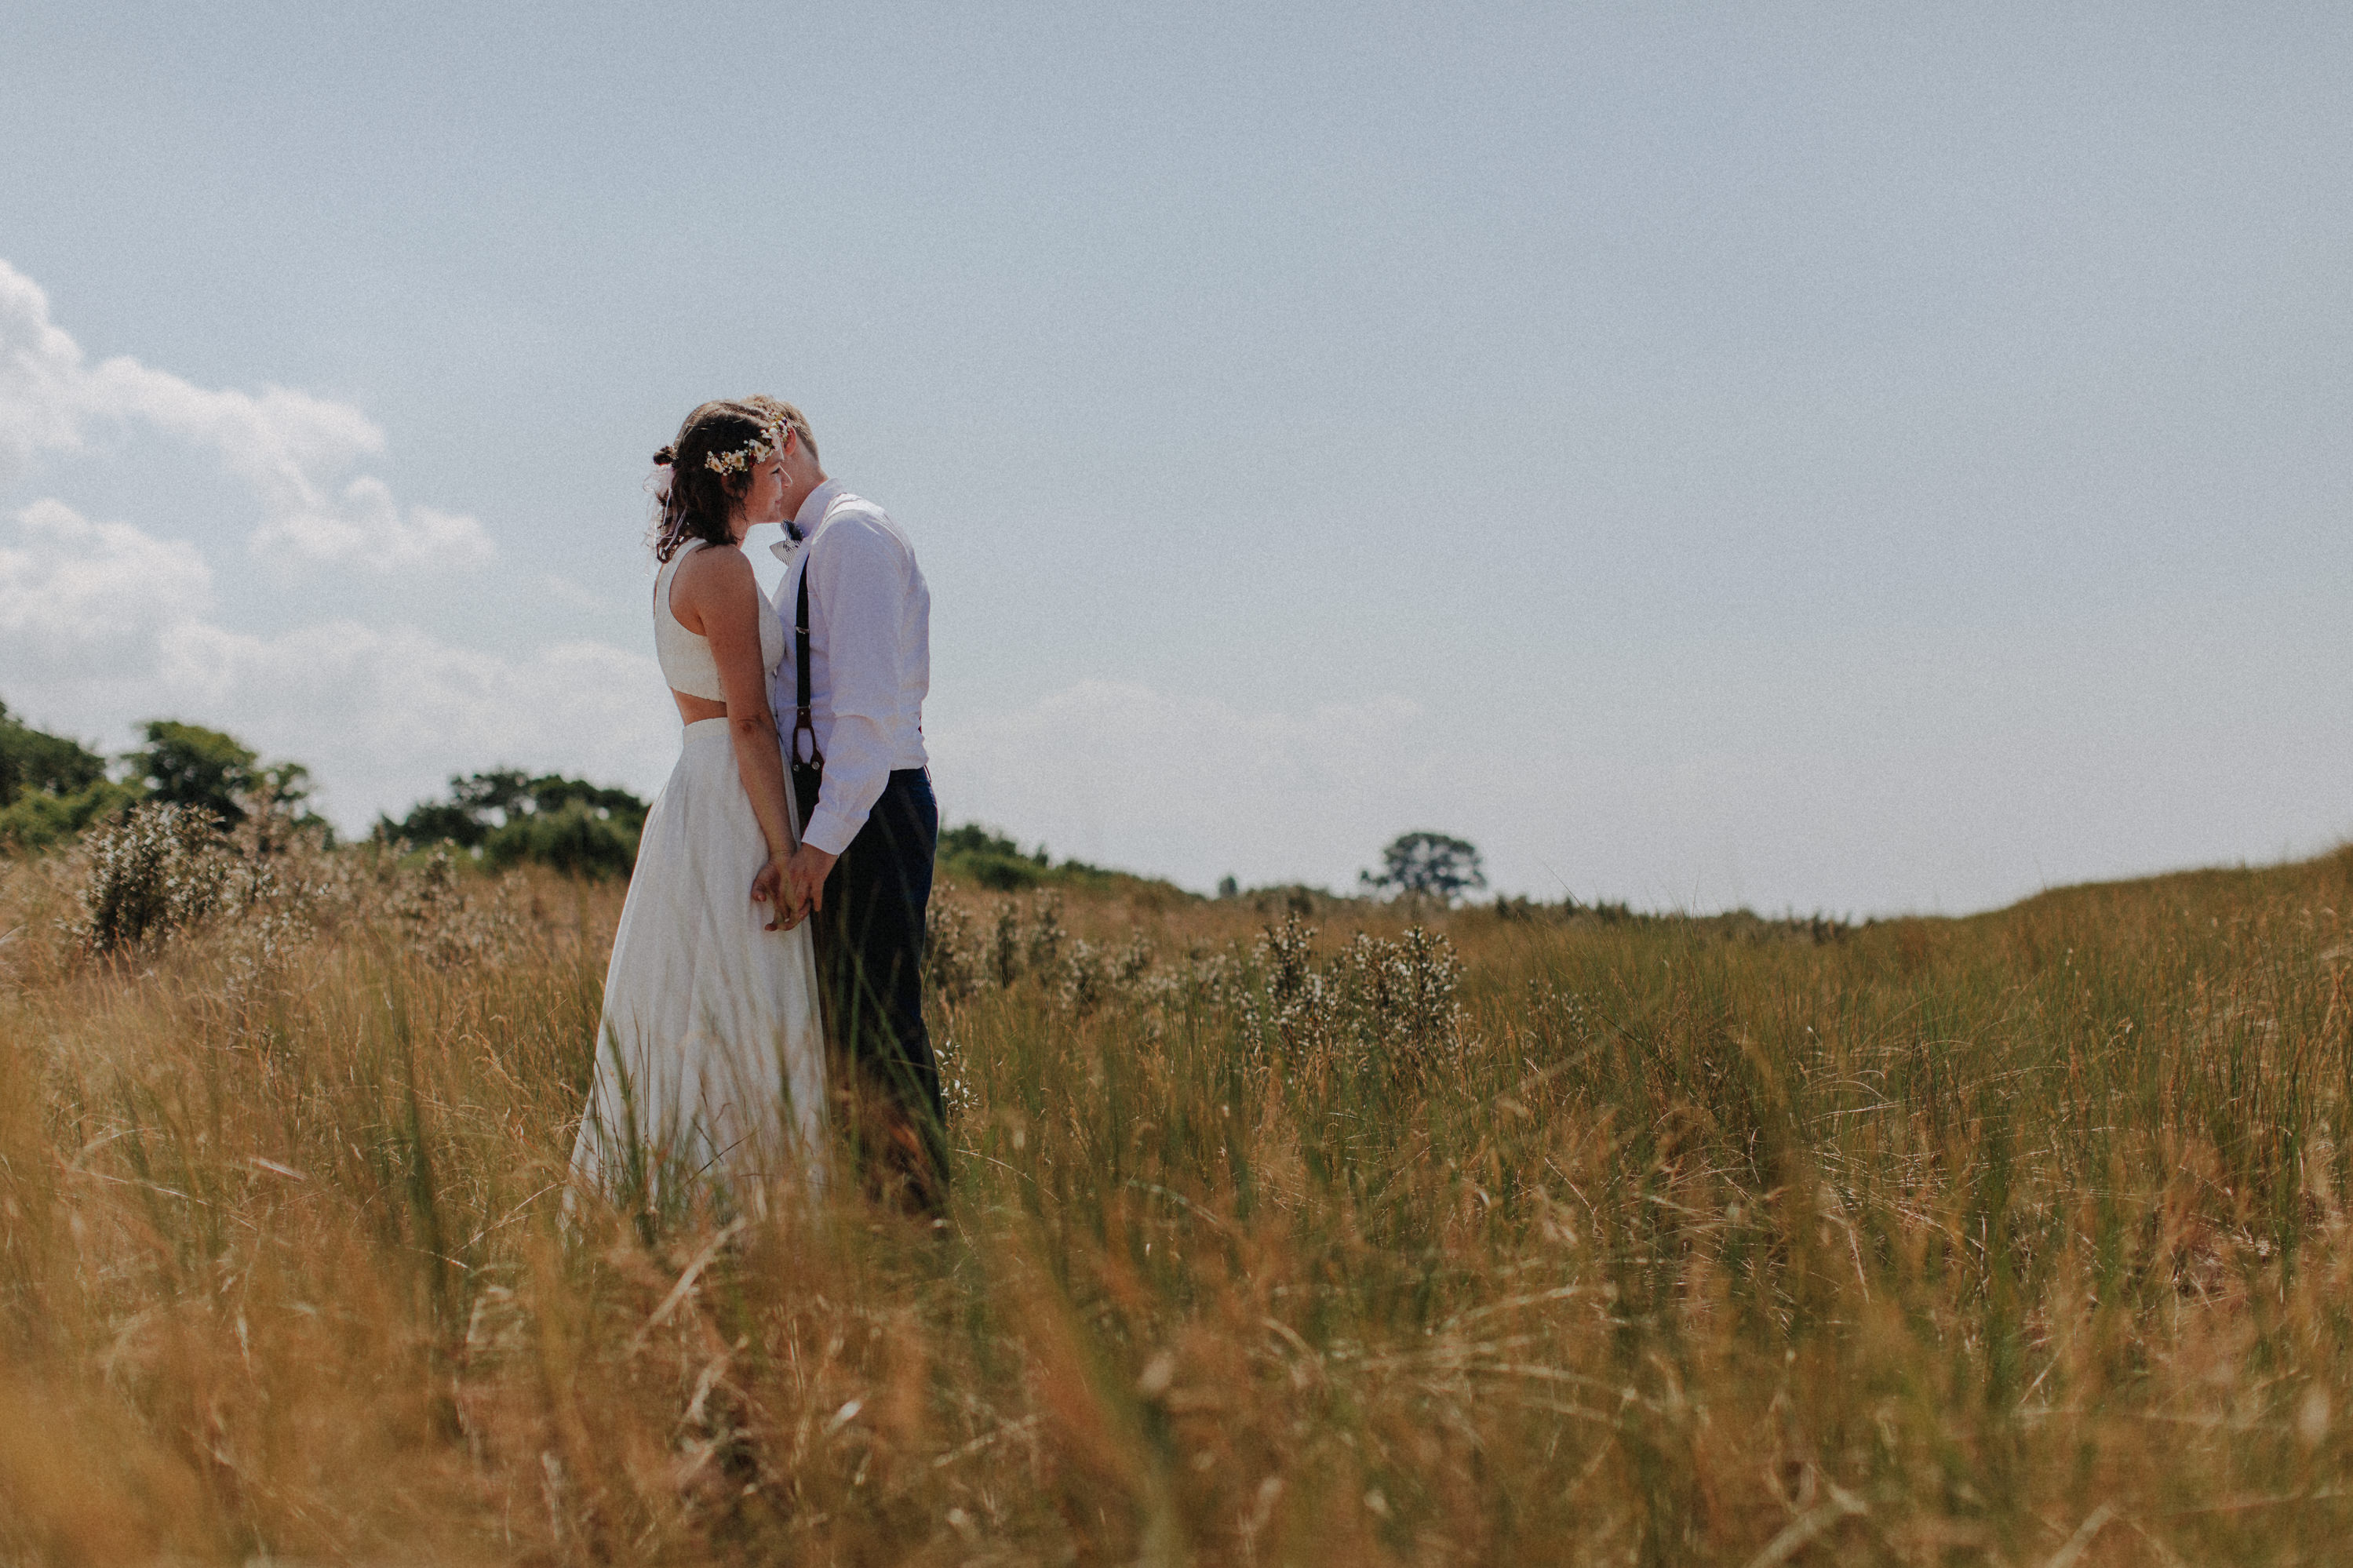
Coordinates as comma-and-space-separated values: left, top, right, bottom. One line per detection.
752, 397, 947, 1207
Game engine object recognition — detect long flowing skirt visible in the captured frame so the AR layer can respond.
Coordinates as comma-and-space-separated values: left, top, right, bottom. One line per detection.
570, 718, 827, 1213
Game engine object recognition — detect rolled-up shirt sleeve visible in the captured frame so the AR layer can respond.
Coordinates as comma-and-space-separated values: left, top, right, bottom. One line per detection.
801, 518, 906, 857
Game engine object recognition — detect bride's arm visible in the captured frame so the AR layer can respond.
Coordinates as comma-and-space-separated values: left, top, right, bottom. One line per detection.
676, 546, 800, 930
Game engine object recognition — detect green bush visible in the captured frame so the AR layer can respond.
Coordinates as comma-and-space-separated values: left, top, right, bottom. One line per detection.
0, 777, 139, 851
482, 799, 641, 879
937, 822, 1048, 890
384, 769, 649, 879
0, 700, 107, 804
0, 700, 126, 849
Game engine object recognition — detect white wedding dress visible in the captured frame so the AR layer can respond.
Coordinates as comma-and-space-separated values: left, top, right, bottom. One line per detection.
570, 540, 827, 1212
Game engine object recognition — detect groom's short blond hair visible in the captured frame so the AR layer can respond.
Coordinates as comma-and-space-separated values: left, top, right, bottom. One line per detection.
745, 396, 818, 465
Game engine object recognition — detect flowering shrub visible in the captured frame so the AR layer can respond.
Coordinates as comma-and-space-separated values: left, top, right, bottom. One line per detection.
75, 803, 240, 955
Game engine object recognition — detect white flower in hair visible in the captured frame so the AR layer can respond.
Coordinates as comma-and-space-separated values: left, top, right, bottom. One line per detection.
705, 423, 785, 477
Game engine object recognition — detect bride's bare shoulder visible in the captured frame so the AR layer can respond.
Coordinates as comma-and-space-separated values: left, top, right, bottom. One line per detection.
667, 542, 757, 634
672, 540, 754, 588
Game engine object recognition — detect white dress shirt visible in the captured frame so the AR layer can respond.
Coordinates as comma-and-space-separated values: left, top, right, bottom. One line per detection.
769, 478, 931, 857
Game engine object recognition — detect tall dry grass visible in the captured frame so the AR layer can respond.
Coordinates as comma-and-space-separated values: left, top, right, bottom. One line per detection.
3, 831, 2352, 1564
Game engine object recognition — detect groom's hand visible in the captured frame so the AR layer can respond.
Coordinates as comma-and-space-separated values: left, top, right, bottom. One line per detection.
786, 842, 838, 919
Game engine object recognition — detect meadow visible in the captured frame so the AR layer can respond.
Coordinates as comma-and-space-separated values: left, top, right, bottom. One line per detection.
2, 816, 2351, 1565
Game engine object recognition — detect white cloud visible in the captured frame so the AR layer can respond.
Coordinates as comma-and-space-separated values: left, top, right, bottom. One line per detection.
542, 572, 612, 613
0, 263, 91, 472
0, 500, 669, 822
245, 478, 496, 573
0, 257, 491, 573
0, 499, 212, 681
0, 262, 647, 822
151, 617, 676, 820
928, 680, 1442, 891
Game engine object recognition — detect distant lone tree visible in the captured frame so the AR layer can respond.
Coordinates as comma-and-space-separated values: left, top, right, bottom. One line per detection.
1361, 831, 1487, 904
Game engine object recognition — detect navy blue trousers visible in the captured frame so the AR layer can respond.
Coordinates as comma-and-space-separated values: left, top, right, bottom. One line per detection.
814, 769, 945, 1177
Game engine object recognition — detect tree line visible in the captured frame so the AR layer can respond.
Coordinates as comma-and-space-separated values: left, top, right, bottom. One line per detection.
7, 699, 1493, 900
0, 699, 647, 877
0, 704, 321, 850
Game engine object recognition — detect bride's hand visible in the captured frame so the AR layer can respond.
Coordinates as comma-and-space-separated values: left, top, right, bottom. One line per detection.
751, 854, 796, 931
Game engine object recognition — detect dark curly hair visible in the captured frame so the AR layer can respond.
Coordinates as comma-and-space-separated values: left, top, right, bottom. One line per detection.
647, 400, 779, 562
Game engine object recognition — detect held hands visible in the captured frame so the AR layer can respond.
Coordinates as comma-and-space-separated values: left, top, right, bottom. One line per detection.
751, 843, 839, 933
751, 853, 796, 932
785, 842, 839, 925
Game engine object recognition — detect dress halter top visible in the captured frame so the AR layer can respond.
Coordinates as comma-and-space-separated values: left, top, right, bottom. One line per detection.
653, 540, 785, 702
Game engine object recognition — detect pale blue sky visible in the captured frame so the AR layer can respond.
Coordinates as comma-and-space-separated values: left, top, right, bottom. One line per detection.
3, 3, 2348, 912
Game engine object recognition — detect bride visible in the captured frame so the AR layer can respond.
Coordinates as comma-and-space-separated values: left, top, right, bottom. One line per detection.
570, 400, 827, 1217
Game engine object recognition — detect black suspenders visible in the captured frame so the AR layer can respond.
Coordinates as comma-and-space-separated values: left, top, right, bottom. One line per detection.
789, 555, 825, 826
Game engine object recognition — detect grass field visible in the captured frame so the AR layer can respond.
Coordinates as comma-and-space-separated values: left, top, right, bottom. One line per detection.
3, 828, 2351, 1565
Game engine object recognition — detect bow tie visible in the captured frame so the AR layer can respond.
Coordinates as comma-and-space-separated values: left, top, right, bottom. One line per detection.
770, 526, 804, 564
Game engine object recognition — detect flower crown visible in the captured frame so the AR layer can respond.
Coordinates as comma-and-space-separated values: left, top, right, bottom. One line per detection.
704, 423, 785, 478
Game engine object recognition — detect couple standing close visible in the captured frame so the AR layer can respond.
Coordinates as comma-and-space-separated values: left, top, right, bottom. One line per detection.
569, 398, 945, 1219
